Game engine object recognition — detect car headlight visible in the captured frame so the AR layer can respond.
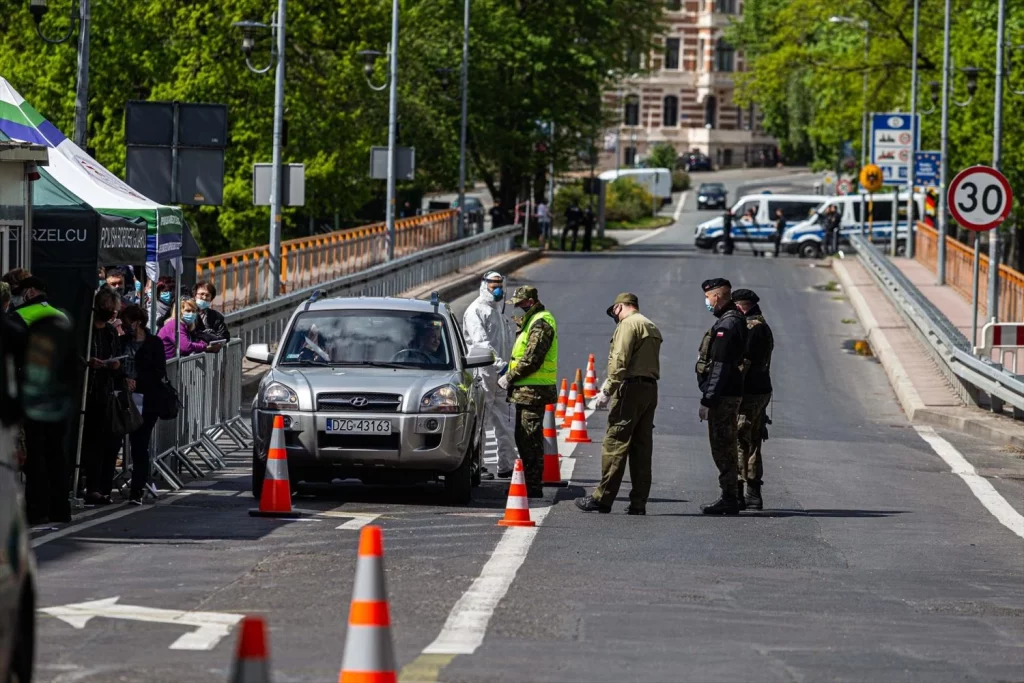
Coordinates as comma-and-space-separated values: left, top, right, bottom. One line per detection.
698, 195, 707, 201
420, 384, 466, 413
262, 382, 299, 410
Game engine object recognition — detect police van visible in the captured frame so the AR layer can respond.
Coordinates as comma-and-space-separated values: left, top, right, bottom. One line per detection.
694, 194, 825, 253
781, 192, 925, 258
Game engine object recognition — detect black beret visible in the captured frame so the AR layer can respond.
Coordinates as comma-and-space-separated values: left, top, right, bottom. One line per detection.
701, 278, 731, 292
732, 288, 759, 303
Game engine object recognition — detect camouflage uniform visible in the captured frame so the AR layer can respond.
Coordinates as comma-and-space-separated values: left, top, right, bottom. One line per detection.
734, 297, 774, 491
505, 288, 557, 490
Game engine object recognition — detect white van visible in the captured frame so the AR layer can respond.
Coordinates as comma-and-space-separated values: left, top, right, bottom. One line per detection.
599, 168, 672, 199
694, 194, 825, 253
782, 192, 925, 258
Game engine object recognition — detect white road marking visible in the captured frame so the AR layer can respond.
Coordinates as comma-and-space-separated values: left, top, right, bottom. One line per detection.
31, 506, 148, 548
673, 190, 690, 222
39, 596, 243, 651
625, 228, 668, 246
336, 513, 382, 530
422, 506, 552, 655
914, 426, 1024, 539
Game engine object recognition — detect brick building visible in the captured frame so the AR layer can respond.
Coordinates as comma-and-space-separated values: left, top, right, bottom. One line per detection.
602, 0, 778, 170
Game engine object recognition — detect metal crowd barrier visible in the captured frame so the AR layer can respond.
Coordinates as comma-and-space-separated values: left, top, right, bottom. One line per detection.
851, 233, 1024, 419
223, 225, 521, 350
150, 339, 252, 490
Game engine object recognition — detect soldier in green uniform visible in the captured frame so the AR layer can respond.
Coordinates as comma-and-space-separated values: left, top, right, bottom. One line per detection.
696, 278, 748, 515
732, 288, 774, 511
498, 286, 557, 497
576, 293, 662, 515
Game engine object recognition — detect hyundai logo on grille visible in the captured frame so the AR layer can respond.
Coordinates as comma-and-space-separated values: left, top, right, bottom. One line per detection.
350, 397, 368, 407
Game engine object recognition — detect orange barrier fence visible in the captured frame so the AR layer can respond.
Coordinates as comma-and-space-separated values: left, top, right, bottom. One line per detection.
197, 211, 457, 313
915, 222, 1024, 323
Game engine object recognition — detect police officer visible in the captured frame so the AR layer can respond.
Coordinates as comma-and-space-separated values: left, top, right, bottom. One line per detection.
695, 278, 747, 515
498, 286, 557, 497
576, 293, 662, 515
732, 288, 774, 511
721, 209, 735, 255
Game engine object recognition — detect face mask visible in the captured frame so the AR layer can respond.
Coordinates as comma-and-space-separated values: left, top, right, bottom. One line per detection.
159, 291, 172, 304
491, 287, 503, 302
196, 299, 211, 311
135, 281, 142, 292
98, 279, 105, 288
181, 312, 197, 325
10, 295, 25, 308
705, 297, 714, 313
608, 305, 620, 323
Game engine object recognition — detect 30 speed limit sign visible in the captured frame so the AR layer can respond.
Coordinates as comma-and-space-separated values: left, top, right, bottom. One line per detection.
948, 165, 1014, 231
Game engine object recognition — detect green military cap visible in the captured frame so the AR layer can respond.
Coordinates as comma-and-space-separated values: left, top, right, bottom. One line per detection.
509, 285, 539, 305
606, 292, 639, 316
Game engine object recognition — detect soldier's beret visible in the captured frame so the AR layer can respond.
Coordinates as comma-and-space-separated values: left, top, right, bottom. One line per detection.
732, 288, 759, 303
701, 278, 731, 292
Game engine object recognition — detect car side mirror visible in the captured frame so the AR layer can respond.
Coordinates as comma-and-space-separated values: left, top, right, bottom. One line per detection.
245, 343, 275, 365
464, 347, 495, 369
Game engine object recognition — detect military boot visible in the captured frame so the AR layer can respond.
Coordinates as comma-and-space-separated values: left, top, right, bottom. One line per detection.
736, 482, 747, 511
701, 492, 740, 515
745, 483, 763, 510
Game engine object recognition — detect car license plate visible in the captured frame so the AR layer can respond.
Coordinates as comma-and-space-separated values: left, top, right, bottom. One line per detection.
325, 419, 392, 435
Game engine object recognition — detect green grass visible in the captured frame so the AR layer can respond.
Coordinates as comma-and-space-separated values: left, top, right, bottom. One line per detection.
605, 215, 675, 231
524, 236, 619, 252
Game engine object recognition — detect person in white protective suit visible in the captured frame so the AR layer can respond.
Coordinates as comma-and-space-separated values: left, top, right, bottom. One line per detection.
463, 271, 518, 479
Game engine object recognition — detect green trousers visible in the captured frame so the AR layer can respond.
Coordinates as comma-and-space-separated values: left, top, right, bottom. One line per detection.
592, 381, 658, 509
514, 404, 545, 489
737, 393, 771, 485
707, 396, 742, 492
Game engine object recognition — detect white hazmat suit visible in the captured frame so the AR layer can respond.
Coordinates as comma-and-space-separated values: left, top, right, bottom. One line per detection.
463, 272, 518, 474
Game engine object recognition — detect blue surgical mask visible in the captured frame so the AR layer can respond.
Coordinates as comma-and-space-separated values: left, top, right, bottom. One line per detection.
705, 297, 714, 313
159, 291, 172, 304
181, 312, 197, 325
196, 299, 211, 311
98, 279, 105, 288
491, 287, 503, 302
135, 280, 142, 292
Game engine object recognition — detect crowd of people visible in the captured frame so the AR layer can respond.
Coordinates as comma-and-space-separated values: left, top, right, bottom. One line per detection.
7, 265, 232, 525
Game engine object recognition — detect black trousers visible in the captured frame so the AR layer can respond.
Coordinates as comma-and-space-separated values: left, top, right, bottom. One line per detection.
83, 416, 124, 498
561, 224, 579, 251
582, 224, 593, 252
129, 412, 159, 497
23, 419, 71, 523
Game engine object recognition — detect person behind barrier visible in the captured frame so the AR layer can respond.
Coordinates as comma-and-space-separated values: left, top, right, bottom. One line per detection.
83, 287, 126, 505
154, 276, 177, 328
158, 299, 220, 360
120, 305, 167, 505
462, 271, 516, 480
193, 281, 230, 343
104, 267, 135, 307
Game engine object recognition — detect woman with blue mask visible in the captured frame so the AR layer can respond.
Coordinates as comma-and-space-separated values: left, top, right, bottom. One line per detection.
192, 280, 230, 343
157, 298, 219, 360
153, 276, 176, 328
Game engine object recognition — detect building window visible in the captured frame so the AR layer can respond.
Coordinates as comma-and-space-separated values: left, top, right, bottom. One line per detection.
624, 96, 640, 126
704, 95, 717, 128
663, 96, 679, 127
624, 147, 638, 166
666, 0, 682, 9
665, 38, 680, 70
715, 39, 735, 72
716, 0, 737, 12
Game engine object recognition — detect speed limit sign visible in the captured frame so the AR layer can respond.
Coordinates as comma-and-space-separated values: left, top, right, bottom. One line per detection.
948, 165, 1014, 231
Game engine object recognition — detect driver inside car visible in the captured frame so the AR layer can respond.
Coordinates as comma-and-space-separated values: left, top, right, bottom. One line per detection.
394, 322, 445, 364
297, 324, 331, 362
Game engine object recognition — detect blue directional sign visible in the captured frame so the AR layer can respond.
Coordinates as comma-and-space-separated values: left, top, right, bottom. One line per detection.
914, 151, 941, 187
871, 113, 920, 186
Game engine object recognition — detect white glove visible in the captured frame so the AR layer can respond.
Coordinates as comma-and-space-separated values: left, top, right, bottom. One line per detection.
497, 375, 510, 390
698, 405, 709, 422
589, 392, 610, 410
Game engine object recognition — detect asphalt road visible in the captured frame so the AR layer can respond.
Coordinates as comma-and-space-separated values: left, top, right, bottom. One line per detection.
31, 169, 1024, 683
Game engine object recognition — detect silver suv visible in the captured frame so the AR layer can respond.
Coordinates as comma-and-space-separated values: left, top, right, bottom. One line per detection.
246, 293, 494, 503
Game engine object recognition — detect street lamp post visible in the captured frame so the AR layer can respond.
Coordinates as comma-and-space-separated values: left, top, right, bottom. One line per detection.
904, 0, 921, 260
988, 0, 1007, 321
457, 0, 470, 240
233, 0, 287, 299
30, 0, 90, 149
358, 0, 400, 261
829, 16, 870, 168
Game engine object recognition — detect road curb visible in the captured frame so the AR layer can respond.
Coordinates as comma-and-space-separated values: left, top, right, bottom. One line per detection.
833, 259, 1024, 449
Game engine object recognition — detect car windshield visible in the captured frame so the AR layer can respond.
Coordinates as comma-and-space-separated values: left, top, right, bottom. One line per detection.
279, 310, 454, 370
700, 184, 725, 192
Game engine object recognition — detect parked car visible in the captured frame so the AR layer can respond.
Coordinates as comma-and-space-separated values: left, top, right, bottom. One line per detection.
678, 152, 712, 173
246, 293, 493, 503
696, 183, 728, 210
451, 196, 485, 233
694, 194, 826, 254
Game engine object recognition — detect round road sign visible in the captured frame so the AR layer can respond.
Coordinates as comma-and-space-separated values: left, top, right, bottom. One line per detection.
859, 164, 884, 193
837, 178, 853, 195
947, 165, 1014, 232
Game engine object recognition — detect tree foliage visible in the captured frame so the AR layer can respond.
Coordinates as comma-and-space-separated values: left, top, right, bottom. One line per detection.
645, 143, 677, 170
0, 0, 662, 255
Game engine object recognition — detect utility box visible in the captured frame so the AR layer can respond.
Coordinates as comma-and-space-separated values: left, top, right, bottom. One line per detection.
0, 141, 49, 273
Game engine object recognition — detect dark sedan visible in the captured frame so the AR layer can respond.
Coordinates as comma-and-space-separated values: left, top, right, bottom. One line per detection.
696, 183, 728, 210
678, 152, 713, 173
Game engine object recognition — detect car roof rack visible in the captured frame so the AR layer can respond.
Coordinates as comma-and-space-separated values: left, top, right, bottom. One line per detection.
304, 289, 323, 311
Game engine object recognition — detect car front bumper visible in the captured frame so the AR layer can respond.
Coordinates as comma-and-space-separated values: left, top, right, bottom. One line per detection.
695, 236, 715, 249
251, 408, 473, 476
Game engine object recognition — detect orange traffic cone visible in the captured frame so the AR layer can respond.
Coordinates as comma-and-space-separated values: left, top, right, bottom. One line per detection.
231, 616, 271, 683
565, 394, 592, 443
249, 415, 300, 518
498, 459, 536, 527
574, 367, 583, 390
561, 382, 579, 429
541, 405, 567, 487
339, 526, 397, 683
583, 354, 599, 399
554, 379, 568, 422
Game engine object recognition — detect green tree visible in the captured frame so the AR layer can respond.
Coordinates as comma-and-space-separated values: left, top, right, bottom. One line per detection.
646, 143, 677, 170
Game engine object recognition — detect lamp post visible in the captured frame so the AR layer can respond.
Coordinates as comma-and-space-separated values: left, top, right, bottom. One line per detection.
233, 0, 287, 299
457, 0, 470, 240
829, 16, 870, 168
358, 0, 400, 261
904, 0, 921, 260
29, 0, 90, 149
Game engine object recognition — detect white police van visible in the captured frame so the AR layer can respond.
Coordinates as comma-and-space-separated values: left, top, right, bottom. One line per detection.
781, 192, 925, 258
694, 194, 825, 253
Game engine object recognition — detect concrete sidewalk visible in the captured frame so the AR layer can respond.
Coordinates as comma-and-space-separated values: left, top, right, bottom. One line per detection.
833, 257, 1024, 448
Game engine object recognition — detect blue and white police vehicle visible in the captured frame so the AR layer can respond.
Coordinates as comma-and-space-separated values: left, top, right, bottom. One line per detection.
694, 194, 826, 253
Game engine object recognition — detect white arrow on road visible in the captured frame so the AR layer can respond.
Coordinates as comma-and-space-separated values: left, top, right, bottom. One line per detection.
40, 597, 244, 650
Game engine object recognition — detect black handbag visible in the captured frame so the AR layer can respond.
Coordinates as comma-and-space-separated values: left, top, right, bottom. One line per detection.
110, 388, 143, 436
155, 378, 181, 421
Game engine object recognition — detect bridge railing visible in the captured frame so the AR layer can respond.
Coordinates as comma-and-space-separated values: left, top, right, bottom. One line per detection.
197, 211, 458, 313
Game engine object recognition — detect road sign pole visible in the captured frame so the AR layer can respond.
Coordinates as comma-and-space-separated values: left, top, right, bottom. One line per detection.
937, 0, 952, 286
989, 0, 1007, 320
906, 0, 921, 260
971, 232, 981, 346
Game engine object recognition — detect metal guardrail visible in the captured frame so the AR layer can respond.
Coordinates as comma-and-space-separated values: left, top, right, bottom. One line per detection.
852, 233, 1024, 418
223, 225, 521, 350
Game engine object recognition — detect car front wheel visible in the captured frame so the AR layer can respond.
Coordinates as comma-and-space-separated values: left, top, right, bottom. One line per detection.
444, 448, 474, 505
251, 448, 266, 500
799, 241, 822, 259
